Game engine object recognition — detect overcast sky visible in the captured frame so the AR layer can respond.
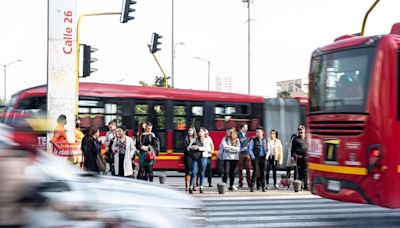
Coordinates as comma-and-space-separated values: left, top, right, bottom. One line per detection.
1, 0, 400, 100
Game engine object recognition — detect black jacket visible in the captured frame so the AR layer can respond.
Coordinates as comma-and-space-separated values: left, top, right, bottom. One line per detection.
291, 136, 306, 158
82, 136, 99, 172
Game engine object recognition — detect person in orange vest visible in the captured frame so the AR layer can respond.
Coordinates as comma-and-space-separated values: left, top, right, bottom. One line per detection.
50, 114, 67, 144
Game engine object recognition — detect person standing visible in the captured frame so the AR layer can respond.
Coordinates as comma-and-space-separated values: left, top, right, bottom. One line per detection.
266, 130, 283, 189
237, 124, 251, 188
249, 126, 269, 192
286, 133, 298, 179
204, 129, 214, 187
112, 126, 136, 177
188, 128, 208, 194
81, 127, 100, 172
50, 114, 67, 144
183, 127, 197, 191
220, 128, 241, 191
104, 120, 117, 175
291, 125, 308, 190
137, 122, 159, 182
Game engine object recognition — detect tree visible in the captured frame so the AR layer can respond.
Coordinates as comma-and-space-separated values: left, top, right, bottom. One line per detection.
277, 90, 291, 98
138, 76, 171, 88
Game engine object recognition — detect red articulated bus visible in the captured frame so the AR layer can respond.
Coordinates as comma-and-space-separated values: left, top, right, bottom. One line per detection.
4, 82, 264, 173
307, 22, 400, 208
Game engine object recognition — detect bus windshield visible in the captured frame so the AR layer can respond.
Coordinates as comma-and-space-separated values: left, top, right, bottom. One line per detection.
309, 47, 375, 113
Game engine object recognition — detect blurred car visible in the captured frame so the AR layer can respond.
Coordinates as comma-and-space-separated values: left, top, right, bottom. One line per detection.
0, 125, 206, 227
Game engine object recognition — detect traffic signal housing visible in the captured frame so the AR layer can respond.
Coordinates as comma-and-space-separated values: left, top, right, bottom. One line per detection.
81, 44, 98, 78
150, 33, 162, 53
120, 0, 136, 23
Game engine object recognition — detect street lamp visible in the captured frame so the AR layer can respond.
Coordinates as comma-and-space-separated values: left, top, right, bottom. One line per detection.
0, 59, 22, 104
193, 56, 211, 91
242, 0, 253, 95
172, 42, 185, 88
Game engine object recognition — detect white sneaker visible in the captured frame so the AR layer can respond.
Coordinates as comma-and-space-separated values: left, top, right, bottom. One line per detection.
231, 186, 238, 191
274, 184, 279, 189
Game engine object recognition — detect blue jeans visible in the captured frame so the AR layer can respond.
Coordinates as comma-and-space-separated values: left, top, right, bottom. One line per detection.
199, 157, 208, 187
190, 158, 203, 189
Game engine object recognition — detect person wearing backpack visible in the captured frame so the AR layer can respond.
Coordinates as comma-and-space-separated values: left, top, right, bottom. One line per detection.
137, 122, 160, 182
249, 126, 270, 192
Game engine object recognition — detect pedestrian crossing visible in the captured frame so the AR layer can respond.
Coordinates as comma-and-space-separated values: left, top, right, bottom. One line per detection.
201, 196, 400, 228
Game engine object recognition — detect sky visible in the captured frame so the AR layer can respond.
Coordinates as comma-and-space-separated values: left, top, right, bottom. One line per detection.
1, 0, 400, 101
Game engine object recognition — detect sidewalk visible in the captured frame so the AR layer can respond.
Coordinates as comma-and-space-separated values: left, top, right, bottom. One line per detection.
160, 175, 312, 198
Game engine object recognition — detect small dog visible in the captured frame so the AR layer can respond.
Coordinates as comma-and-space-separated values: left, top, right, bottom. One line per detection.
279, 174, 292, 189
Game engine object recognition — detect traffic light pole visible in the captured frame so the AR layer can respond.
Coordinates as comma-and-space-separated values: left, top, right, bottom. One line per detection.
147, 44, 168, 88
75, 12, 121, 112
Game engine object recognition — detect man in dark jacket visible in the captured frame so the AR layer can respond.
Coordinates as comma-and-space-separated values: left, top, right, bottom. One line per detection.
249, 127, 270, 192
237, 124, 251, 188
291, 125, 307, 190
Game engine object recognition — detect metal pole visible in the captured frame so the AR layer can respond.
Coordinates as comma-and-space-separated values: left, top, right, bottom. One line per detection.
171, 0, 175, 88
207, 61, 210, 91
148, 44, 169, 87
247, 0, 251, 95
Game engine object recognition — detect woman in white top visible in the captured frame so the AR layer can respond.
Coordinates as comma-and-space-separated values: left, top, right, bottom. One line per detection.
203, 129, 214, 187
266, 129, 283, 189
112, 126, 136, 177
188, 127, 208, 193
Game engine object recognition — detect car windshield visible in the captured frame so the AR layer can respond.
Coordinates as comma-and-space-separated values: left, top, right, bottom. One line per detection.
309, 47, 375, 113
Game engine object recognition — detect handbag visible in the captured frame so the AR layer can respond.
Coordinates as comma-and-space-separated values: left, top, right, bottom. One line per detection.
144, 145, 156, 162
96, 153, 106, 171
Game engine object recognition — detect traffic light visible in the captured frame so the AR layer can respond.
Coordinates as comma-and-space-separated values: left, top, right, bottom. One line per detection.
120, 0, 136, 23
81, 44, 98, 77
150, 33, 162, 53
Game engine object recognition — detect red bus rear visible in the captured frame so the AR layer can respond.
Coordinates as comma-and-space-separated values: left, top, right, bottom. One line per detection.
307, 23, 400, 208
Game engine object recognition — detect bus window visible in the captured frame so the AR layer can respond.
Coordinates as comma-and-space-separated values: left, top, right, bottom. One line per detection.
191, 106, 203, 129
173, 105, 187, 130
134, 104, 149, 127
79, 100, 107, 129
214, 104, 250, 130
154, 104, 166, 150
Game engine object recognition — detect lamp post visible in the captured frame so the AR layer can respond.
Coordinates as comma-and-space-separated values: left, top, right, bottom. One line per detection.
194, 57, 211, 91
172, 42, 185, 88
0, 59, 22, 104
242, 0, 252, 95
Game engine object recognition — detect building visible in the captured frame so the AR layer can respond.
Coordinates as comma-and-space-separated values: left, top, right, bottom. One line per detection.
215, 76, 233, 92
276, 78, 308, 97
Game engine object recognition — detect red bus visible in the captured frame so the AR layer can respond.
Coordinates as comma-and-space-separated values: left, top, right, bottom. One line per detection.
307, 23, 400, 208
4, 82, 264, 172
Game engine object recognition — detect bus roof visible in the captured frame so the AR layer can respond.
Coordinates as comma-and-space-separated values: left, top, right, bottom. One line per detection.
318, 35, 377, 53
16, 82, 265, 103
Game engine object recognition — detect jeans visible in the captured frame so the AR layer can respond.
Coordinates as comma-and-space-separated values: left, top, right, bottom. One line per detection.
222, 160, 239, 187
190, 158, 202, 189
237, 153, 251, 187
266, 155, 277, 185
251, 156, 266, 188
206, 157, 212, 184
199, 157, 209, 187
296, 157, 308, 189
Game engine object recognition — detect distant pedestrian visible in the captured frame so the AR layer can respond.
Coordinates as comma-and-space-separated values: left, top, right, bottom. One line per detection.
220, 128, 241, 191
104, 120, 117, 175
137, 122, 160, 182
183, 127, 197, 191
204, 129, 214, 187
50, 114, 67, 144
237, 124, 251, 188
81, 126, 101, 172
266, 130, 283, 189
286, 133, 297, 179
249, 126, 269, 192
112, 126, 136, 177
291, 125, 308, 190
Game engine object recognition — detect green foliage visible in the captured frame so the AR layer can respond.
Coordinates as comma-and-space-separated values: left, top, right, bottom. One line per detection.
277, 90, 292, 98
139, 76, 171, 88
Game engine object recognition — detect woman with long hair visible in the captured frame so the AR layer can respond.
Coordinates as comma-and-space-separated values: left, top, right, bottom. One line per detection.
137, 122, 159, 182
204, 129, 214, 187
266, 129, 283, 189
188, 127, 207, 194
112, 126, 136, 177
220, 127, 241, 191
183, 126, 197, 191
81, 126, 100, 172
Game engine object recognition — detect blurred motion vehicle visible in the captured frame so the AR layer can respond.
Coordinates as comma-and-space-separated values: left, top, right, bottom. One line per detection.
3, 83, 306, 173
0, 124, 206, 227
307, 22, 400, 208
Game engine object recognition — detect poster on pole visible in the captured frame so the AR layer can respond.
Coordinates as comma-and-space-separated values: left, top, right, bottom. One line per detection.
47, 0, 78, 149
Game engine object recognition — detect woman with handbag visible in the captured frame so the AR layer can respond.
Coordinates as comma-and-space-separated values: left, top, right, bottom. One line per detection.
81, 127, 101, 173
183, 127, 197, 191
112, 126, 136, 177
187, 127, 208, 194
266, 130, 283, 189
137, 122, 159, 182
